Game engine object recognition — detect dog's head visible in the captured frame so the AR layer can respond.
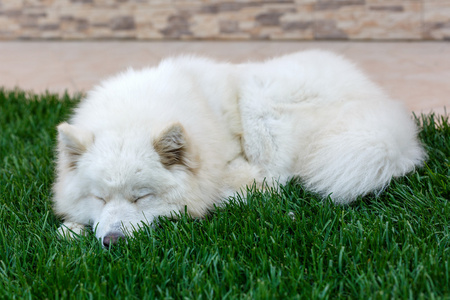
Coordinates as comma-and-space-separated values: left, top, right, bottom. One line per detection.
54, 122, 200, 247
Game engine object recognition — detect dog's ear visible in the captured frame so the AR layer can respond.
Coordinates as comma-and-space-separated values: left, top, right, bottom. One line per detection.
57, 122, 94, 168
153, 123, 197, 171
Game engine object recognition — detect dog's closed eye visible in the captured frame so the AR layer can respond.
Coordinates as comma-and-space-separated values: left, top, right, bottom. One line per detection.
133, 193, 153, 203
94, 196, 106, 204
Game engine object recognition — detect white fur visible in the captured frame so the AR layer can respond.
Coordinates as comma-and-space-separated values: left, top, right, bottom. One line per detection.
53, 50, 425, 243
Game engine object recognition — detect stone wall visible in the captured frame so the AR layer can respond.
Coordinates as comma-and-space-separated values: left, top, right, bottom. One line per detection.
0, 0, 449, 40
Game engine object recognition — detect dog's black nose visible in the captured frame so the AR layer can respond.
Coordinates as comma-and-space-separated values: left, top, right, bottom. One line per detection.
103, 232, 126, 247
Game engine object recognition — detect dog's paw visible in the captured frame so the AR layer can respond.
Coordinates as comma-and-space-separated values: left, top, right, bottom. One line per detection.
57, 222, 86, 240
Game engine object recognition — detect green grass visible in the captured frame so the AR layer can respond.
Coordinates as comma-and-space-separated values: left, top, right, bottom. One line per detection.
1, 88, 449, 299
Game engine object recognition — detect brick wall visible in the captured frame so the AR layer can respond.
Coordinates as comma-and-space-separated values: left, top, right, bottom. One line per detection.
0, 0, 449, 40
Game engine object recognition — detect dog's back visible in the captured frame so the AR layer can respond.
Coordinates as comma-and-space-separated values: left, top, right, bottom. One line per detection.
237, 50, 425, 203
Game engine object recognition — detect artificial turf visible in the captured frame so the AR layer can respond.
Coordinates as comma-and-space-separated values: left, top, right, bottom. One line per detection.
0, 88, 449, 299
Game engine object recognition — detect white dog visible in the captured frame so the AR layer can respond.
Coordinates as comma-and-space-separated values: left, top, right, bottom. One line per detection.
53, 50, 425, 246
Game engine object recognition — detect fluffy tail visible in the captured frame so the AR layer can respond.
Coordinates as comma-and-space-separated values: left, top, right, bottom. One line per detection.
300, 102, 426, 204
